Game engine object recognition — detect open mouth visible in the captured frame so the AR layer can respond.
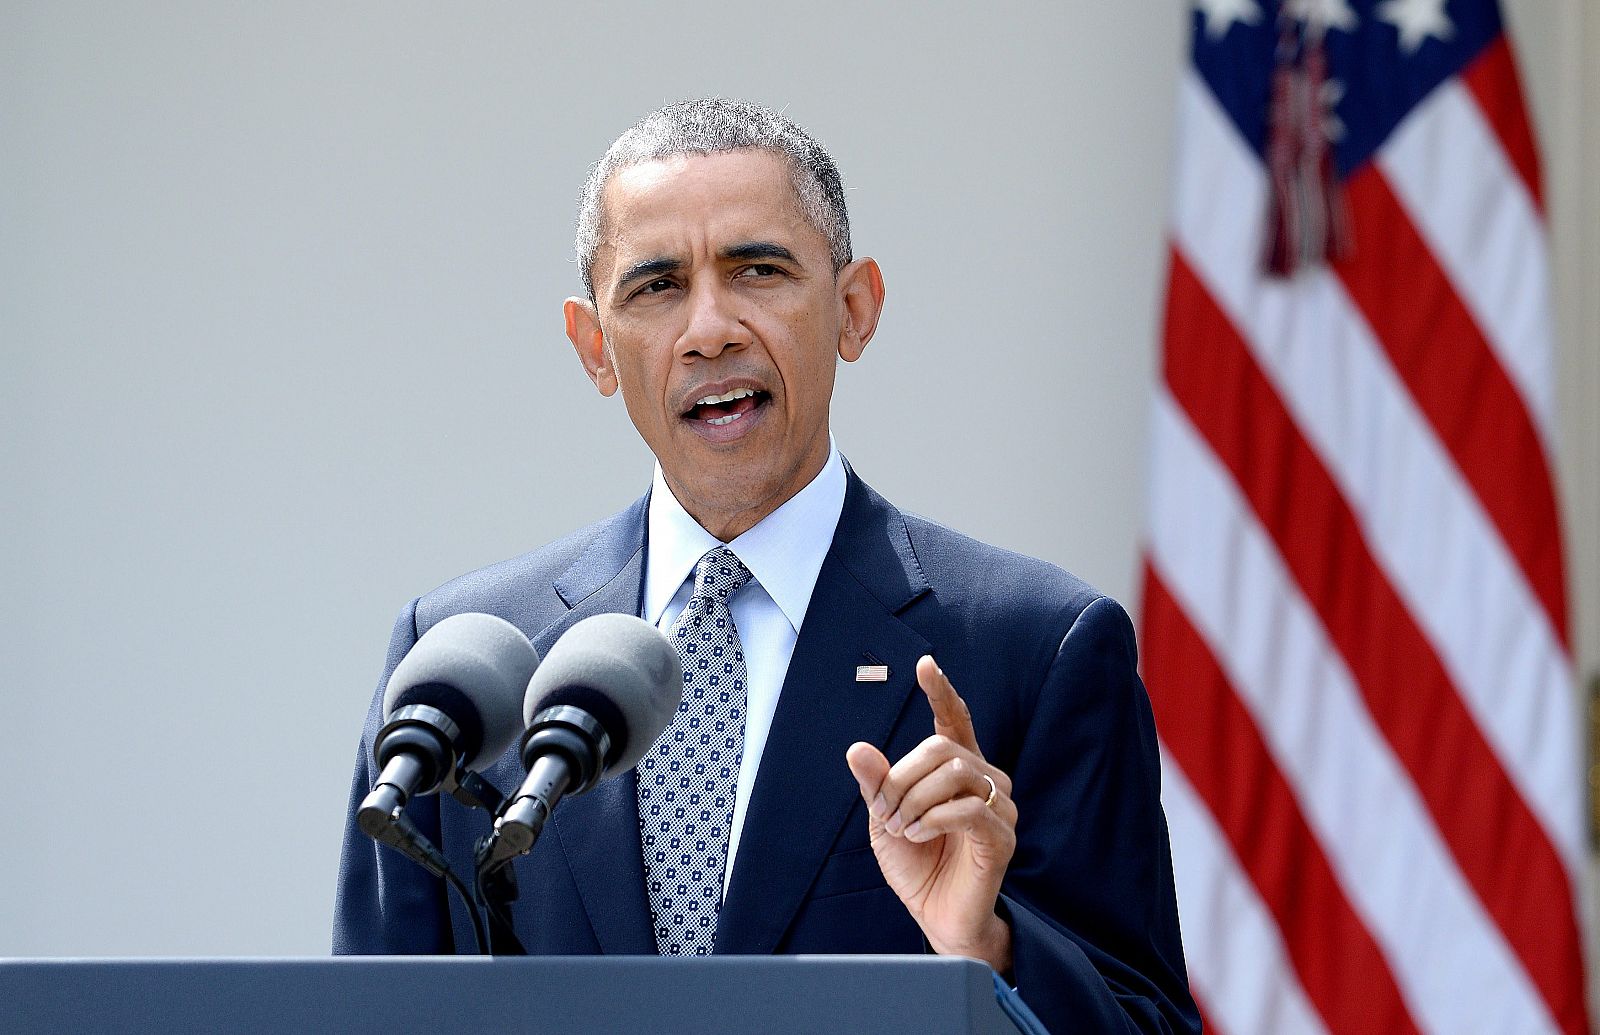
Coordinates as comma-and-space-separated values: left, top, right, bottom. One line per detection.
683, 387, 771, 427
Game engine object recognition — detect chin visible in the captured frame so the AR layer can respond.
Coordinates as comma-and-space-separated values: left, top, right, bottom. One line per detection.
685, 467, 790, 521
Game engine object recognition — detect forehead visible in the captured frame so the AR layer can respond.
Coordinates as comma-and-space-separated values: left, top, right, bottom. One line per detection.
596, 150, 822, 264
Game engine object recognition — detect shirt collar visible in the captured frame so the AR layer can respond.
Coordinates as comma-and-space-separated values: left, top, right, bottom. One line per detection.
644, 439, 847, 634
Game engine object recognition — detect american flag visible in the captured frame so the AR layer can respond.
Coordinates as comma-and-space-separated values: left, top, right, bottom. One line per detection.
1140, 1, 1588, 1033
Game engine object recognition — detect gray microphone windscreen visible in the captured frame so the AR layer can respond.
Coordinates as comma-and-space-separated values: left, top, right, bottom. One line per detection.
383, 612, 540, 773
523, 613, 681, 779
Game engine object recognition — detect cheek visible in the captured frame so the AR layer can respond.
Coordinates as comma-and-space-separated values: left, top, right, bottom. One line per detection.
774, 354, 839, 430
759, 302, 839, 382
603, 330, 670, 395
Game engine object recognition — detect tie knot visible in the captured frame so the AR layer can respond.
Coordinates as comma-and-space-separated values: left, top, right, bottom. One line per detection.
693, 546, 753, 601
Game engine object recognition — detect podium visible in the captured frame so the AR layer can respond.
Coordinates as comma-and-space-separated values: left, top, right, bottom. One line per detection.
1, 955, 1042, 1034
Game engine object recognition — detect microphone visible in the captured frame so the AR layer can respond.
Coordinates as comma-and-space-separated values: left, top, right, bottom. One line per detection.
357, 612, 539, 841
484, 613, 681, 863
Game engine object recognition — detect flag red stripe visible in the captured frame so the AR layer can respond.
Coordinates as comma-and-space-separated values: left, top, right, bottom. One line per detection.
1335, 164, 1569, 647
1193, 993, 1225, 1035
1161, 249, 1587, 1034
1460, 35, 1544, 212
1143, 567, 1422, 1035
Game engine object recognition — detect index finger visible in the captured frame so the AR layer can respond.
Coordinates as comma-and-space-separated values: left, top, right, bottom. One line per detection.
916, 655, 981, 755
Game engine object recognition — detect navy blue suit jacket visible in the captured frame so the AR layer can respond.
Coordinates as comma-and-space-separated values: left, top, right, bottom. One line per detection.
334, 470, 1198, 1034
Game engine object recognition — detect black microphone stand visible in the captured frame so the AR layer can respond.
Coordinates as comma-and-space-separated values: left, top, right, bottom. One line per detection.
443, 769, 526, 956
472, 707, 610, 955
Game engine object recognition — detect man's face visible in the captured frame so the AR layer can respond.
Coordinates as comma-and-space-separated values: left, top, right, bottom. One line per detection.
566, 149, 882, 539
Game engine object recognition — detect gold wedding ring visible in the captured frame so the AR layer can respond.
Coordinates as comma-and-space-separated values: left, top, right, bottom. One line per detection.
980, 772, 998, 809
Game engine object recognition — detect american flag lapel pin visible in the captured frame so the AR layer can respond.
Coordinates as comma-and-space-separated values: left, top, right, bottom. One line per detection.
856, 653, 889, 682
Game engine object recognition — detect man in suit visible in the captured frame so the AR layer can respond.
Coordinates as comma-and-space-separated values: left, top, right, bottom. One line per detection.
335, 98, 1198, 1034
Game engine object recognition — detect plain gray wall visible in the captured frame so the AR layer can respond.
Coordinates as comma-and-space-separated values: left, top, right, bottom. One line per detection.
2, 1, 1593, 961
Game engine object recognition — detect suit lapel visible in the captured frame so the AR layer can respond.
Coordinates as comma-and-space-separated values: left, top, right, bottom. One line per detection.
529, 495, 658, 955
715, 472, 931, 955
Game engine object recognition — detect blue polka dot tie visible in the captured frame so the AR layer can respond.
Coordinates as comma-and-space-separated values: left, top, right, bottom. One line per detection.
637, 546, 754, 955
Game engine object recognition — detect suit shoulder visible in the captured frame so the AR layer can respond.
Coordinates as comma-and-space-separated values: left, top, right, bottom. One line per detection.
412, 503, 640, 631
899, 511, 1111, 633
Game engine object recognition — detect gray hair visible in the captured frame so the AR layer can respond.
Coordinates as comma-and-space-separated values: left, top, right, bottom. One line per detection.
575, 98, 853, 301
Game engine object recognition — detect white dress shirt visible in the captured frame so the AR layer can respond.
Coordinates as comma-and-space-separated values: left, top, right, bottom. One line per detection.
642, 440, 847, 893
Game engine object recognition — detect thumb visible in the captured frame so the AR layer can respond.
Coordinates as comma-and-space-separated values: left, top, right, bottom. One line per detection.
846, 741, 890, 817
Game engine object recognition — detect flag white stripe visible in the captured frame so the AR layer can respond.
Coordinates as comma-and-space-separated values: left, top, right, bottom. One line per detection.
1170, 69, 1583, 881
1377, 79, 1556, 447
1161, 757, 1330, 1035
1148, 391, 1557, 1034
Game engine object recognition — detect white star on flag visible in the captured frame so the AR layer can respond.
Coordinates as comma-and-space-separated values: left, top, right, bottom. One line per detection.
1193, 0, 1262, 39
1376, 0, 1455, 52
1321, 78, 1348, 140
1285, 0, 1359, 38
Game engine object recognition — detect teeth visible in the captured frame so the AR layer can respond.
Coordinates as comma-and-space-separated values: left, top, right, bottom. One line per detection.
693, 387, 756, 407
706, 411, 744, 426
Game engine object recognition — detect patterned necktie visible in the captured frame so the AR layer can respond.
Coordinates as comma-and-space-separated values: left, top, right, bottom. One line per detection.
637, 546, 754, 955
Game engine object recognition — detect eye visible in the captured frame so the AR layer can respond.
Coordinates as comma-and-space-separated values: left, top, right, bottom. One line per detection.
627, 277, 680, 302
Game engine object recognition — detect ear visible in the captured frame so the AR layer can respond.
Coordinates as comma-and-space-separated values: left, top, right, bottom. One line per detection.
835, 257, 885, 363
564, 297, 618, 396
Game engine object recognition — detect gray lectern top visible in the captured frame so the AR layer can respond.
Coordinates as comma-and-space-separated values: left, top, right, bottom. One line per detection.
2, 955, 1044, 1035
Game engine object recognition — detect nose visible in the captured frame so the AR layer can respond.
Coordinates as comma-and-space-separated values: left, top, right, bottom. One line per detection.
675, 277, 750, 361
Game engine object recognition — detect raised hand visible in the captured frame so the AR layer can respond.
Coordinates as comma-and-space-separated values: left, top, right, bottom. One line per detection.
845, 656, 1016, 973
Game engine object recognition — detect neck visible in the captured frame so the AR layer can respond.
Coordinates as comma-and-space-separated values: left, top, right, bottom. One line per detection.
665, 441, 831, 542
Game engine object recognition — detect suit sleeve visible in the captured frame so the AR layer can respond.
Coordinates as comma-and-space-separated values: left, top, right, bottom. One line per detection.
331, 598, 456, 955
999, 595, 1200, 1034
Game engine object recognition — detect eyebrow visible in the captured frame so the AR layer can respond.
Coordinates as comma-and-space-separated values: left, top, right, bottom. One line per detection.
614, 256, 683, 294
612, 241, 803, 297
721, 241, 799, 264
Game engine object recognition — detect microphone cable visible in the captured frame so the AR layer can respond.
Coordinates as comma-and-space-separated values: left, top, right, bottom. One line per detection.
367, 806, 490, 954
446, 865, 490, 956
